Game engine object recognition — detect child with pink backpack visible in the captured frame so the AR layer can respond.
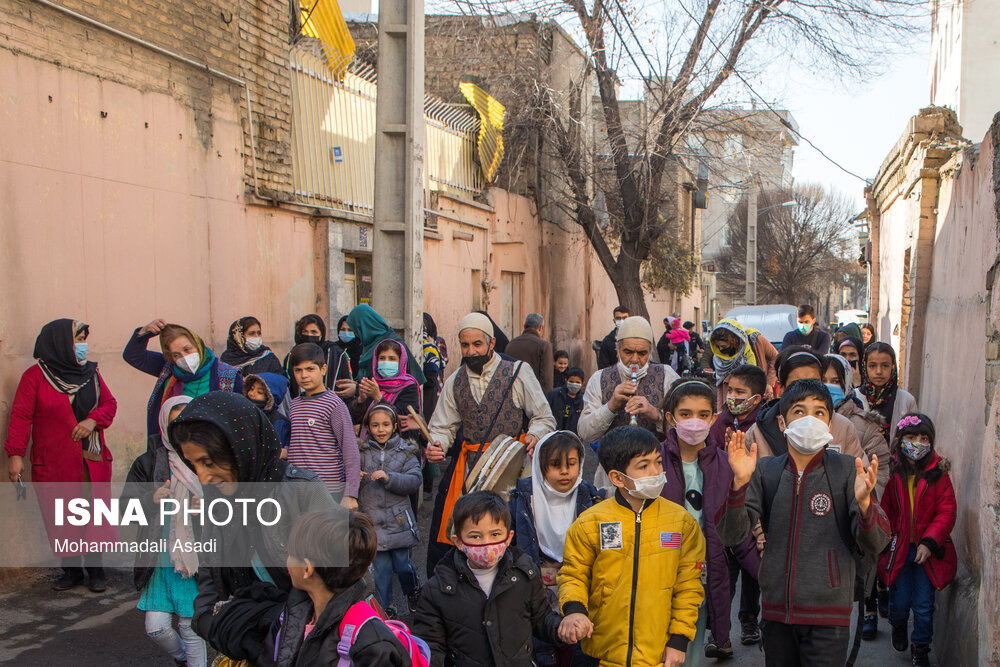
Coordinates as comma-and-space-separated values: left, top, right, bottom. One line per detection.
262, 511, 430, 667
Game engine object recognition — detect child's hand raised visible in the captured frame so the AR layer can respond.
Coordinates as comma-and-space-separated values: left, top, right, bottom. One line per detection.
557, 613, 593, 643
726, 430, 757, 489
854, 454, 878, 513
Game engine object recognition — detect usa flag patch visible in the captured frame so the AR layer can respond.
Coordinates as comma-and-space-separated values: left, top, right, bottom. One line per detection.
660, 532, 682, 549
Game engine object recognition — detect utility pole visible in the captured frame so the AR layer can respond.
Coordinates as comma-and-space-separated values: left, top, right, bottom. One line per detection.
372, 0, 425, 351
745, 178, 758, 306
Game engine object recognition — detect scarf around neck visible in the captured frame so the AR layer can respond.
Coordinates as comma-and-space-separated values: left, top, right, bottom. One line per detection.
34, 318, 102, 459
860, 350, 898, 439
710, 319, 757, 385
159, 396, 203, 576
220, 317, 274, 369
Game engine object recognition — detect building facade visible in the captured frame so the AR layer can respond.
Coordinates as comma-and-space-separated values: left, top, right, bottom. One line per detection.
929, 0, 1000, 142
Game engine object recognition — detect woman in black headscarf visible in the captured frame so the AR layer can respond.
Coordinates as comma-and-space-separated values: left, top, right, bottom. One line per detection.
333, 315, 362, 377
220, 316, 284, 377
4, 319, 118, 591
475, 310, 509, 353
168, 391, 339, 646
282, 314, 356, 400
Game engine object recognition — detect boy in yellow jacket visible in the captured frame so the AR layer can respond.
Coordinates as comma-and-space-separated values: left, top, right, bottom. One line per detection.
558, 425, 706, 666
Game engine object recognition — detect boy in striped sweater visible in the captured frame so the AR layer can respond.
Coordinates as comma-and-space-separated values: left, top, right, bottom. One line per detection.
288, 343, 361, 509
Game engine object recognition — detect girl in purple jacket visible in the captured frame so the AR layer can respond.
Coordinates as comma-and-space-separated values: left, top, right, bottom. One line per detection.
660, 378, 762, 662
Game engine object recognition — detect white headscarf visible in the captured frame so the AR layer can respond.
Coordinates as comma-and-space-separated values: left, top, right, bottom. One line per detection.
530, 431, 584, 562
159, 396, 203, 577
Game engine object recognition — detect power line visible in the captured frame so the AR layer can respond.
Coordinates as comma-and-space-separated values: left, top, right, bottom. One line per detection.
672, 0, 873, 185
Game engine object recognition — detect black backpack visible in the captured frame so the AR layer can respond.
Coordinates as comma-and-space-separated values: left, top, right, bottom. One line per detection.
758, 450, 875, 666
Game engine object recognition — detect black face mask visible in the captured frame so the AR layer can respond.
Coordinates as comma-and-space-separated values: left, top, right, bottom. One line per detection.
719, 346, 738, 356
249, 398, 268, 410
463, 351, 493, 374
297, 334, 322, 345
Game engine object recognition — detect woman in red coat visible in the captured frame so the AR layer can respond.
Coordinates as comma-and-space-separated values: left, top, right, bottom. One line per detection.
5, 319, 118, 592
877, 413, 957, 667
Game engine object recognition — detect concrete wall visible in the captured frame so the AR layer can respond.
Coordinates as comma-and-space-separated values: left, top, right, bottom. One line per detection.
0, 21, 324, 481
869, 111, 1000, 665
919, 135, 999, 665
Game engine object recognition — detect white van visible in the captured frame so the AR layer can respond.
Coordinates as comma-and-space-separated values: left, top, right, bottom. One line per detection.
721, 305, 798, 349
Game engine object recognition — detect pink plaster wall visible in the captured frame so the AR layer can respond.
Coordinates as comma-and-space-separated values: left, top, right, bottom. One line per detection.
0, 51, 319, 480
919, 137, 1000, 665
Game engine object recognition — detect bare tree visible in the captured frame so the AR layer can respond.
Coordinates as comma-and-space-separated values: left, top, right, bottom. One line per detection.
715, 184, 863, 305
428, 0, 921, 318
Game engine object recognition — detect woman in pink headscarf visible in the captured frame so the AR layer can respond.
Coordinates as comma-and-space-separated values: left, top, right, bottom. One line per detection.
352, 338, 422, 439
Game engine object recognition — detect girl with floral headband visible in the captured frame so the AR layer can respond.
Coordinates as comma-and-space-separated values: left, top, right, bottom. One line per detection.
877, 413, 957, 667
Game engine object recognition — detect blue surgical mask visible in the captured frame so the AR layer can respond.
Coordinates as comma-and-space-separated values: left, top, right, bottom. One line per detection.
339, 330, 356, 344
377, 360, 399, 378
74, 343, 88, 362
825, 383, 845, 406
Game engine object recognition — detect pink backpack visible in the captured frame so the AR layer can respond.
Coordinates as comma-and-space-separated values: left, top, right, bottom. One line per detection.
337, 600, 431, 667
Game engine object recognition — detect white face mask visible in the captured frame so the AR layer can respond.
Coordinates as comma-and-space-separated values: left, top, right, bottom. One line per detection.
176, 352, 201, 375
618, 360, 649, 381
623, 472, 666, 499
245, 337, 263, 351
783, 415, 833, 455
566, 382, 583, 395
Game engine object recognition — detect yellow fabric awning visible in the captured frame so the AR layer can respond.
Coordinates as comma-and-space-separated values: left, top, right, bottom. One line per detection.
300, 0, 356, 77
459, 81, 505, 183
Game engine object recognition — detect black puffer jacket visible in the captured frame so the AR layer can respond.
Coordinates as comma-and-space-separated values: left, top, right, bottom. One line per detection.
260, 580, 409, 667
121, 437, 172, 591
413, 546, 562, 667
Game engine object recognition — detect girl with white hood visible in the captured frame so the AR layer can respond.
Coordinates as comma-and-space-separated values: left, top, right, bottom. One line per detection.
507, 431, 605, 666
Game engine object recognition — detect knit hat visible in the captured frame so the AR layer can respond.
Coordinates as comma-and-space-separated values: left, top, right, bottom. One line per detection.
458, 312, 494, 338
616, 316, 654, 344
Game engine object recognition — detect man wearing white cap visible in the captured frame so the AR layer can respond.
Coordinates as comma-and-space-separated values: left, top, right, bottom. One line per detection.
578, 316, 680, 446
423, 312, 556, 574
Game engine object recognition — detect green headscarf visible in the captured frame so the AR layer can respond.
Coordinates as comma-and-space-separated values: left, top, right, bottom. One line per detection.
346, 305, 427, 384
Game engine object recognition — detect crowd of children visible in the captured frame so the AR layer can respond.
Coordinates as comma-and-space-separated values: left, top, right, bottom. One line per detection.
25, 308, 958, 667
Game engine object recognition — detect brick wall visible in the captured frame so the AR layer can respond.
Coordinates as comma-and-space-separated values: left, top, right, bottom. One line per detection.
0, 0, 293, 197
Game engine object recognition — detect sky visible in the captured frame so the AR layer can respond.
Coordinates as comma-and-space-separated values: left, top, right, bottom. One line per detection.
766, 46, 932, 210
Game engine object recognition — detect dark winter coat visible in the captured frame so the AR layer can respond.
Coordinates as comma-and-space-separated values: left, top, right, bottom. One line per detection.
413, 546, 563, 667
245, 373, 292, 449
505, 329, 554, 393
878, 452, 957, 590
597, 329, 618, 369
508, 477, 605, 568
260, 580, 410, 667
717, 451, 891, 627
545, 385, 584, 433
780, 326, 831, 355
358, 434, 423, 550
660, 430, 760, 642
121, 438, 170, 591
191, 462, 338, 641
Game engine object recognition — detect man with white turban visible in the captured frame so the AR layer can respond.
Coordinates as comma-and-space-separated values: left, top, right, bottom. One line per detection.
577, 316, 680, 446
423, 312, 555, 574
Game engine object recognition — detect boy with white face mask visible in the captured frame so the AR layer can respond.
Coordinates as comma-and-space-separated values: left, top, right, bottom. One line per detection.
559, 426, 706, 666
718, 379, 890, 667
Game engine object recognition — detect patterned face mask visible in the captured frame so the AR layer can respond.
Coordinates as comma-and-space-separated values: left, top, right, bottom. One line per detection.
726, 394, 761, 416
900, 439, 931, 462
459, 537, 509, 569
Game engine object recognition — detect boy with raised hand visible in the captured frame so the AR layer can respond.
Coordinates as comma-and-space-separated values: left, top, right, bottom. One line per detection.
718, 379, 890, 666
558, 425, 705, 666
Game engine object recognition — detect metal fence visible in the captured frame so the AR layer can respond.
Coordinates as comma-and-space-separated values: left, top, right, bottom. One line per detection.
290, 49, 483, 215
